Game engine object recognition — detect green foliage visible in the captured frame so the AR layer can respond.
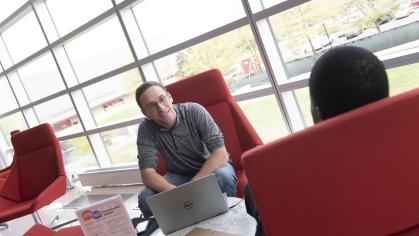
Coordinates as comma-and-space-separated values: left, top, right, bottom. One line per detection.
175, 27, 260, 78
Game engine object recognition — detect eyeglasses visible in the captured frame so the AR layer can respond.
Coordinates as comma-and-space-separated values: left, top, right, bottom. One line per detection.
145, 95, 171, 112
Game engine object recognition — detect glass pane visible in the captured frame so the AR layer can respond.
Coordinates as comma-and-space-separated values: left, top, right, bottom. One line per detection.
0, 0, 27, 23
83, 69, 143, 127
269, 0, 419, 78
45, 0, 113, 36
387, 61, 419, 96
60, 137, 98, 172
65, 17, 134, 82
0, 112, 27, 147
34, 95, 82, 137
132, 0, 245, 53
2, 11, 46, 63
294, 87, 314, 127
101, 125, 138, 166
0, 77, 18, 114
154, 26, 269, 96
3, 151, 14, 167
248, 0, 287, 13
238, 95, 288, 143
17, 53, 65, 101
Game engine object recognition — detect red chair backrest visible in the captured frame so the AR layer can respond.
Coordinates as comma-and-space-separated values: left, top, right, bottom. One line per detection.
0, 123, 65, 201
163, 69, 263, 196
166, 69, 262, 170
243, 87, 419, 236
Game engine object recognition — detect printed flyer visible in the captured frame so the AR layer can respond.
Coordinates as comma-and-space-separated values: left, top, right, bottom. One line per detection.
75, 195, 136, 236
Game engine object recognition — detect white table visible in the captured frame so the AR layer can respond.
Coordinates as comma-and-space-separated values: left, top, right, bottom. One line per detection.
151, 197, 256, 236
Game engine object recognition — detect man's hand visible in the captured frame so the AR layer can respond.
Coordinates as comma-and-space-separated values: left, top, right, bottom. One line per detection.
192, 147, 229, 181
141, 168, 176, 192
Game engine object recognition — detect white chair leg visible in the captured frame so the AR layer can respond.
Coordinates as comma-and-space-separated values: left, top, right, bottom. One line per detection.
32, 212, 42, 224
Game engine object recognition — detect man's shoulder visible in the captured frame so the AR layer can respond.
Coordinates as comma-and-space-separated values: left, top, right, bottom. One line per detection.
177, 102, 205, 112
138, 118, 156, 132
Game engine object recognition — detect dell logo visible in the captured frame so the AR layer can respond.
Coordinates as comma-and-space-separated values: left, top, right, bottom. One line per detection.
184, 201, 193, 209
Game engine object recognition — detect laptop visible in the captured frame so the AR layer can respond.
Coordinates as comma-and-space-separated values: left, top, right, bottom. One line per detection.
146, 174, 229, 234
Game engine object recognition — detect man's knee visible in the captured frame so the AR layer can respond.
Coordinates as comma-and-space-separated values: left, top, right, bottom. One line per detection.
138, 187, 156, 218
214, 164, 237, 197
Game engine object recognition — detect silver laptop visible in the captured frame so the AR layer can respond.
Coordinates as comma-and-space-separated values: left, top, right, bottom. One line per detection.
146, 174, 228, 234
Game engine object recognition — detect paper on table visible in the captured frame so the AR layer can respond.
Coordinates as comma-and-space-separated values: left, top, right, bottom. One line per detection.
75, 195, 136, 236
185, 227, 239, 236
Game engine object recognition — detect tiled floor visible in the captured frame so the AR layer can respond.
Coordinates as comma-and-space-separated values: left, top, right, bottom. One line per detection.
0, 181, 144, 236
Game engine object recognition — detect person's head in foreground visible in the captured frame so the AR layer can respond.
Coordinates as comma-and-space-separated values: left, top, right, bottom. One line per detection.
309, 46, 389, 123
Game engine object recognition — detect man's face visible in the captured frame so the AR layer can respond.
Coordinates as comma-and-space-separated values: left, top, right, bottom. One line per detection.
139, 86, 177, 129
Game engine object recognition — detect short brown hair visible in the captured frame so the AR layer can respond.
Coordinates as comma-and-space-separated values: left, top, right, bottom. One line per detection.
135, 81, 168, 109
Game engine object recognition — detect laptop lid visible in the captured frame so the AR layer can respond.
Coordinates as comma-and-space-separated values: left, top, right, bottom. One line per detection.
146, 174, 228, 234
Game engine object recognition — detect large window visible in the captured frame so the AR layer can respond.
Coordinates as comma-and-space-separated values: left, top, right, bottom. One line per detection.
154, 26, 269, 96
0, 112, 27, 147
64, 17, 134, 82
60, 137, 98, 172
1, 11, 46, 64
0, 0, 418, 173
239, 95, 289, 142
45, 0, 113, 37
17, 53, 65, 102
387, 61, 419, 96
101, 125, 138, 165
132, 0, 246, 53
0, 77, 18, 114
0, 0, 27, 23
269, 0, 419, 78
34, 95, 82, 137
83, 69, 143, 127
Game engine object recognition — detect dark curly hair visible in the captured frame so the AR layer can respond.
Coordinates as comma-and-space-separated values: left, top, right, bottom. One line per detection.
309, 46, 389, 121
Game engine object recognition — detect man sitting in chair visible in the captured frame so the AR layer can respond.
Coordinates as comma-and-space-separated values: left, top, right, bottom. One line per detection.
245, 45, 389, 235
135, 81, 237, 218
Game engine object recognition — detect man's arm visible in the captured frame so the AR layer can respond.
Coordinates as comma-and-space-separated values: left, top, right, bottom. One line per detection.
192, 146, 229, 181
137, 121, 175, 193
141, 168, 176, 192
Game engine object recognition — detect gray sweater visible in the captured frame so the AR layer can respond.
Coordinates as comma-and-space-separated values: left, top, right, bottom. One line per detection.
137, 102, 225, 175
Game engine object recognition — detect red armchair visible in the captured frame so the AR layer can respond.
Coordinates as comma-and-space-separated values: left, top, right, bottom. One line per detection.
242, 88, 419, 235
24, 224, 84, 236
156, 68, 263, 197
0, 123, 66, 225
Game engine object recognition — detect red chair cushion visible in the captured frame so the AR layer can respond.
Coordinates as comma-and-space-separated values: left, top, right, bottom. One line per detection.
24, 224, 84, 236
0, 198, 34, 222
55, 226, 84, 236
24, 224, 55, 236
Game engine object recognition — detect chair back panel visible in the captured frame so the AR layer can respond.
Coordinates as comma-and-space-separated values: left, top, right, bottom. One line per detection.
206, 102, 242, 169
166, 69, 229, 106
1, 124, 64, 202
166, 69, 262, 166
243, 88, 419, 236
164, 69, 262, 197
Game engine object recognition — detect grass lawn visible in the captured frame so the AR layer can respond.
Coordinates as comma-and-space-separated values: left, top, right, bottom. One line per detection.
239, 96, 289, 143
